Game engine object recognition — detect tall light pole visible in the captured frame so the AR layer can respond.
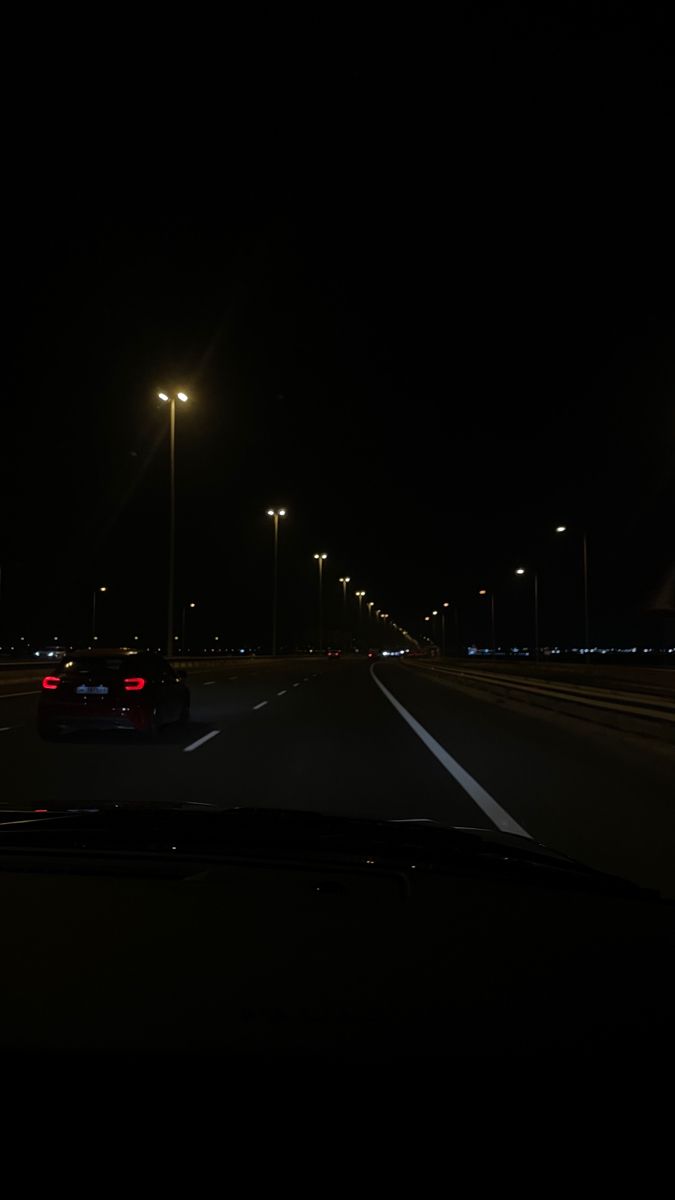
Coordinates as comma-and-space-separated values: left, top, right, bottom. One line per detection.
355, 590, 366, 638
91, 586, 107, 645
314, 553, 327, 651
556, 525, 590, 651
516, 568, 539, 660
431, 610, 438, 645
268, 509, 287, 655
181, 601, 196, 653
441, 601, 449, 655
339, 577, 351, 626
479, 589, 496, 651
158, 391, 189, 658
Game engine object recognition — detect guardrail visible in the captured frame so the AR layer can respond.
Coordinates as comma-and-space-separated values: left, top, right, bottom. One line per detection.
405, 659, 675, 740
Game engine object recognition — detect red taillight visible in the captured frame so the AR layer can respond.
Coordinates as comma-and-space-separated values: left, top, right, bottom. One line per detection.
42, 676, 60, 690
123, 677, 146, 691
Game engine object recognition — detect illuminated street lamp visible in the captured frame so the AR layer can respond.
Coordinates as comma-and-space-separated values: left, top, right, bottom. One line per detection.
267, 508, 287, 655
338, 576, 351, 625
314, 553, 327, 652
181, 601, 196, 654
441, 601, 450, 655
158, 390, 189, 657
91, 586, 107, 644
555, 524, 590, 650
515, 568, 539, 660
479, 589, 496, 651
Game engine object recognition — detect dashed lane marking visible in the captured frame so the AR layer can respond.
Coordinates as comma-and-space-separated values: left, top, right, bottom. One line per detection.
183, 730, 221, 753
253, 701, 268, 710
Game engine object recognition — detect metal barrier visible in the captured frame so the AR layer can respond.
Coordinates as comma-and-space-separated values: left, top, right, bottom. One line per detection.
405, 659, 675, 736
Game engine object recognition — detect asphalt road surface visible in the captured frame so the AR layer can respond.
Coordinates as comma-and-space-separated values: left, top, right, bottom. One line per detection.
2, 656, 674, 898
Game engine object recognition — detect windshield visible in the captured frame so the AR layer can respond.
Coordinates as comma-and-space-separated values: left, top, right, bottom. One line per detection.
2, 27, 674, 913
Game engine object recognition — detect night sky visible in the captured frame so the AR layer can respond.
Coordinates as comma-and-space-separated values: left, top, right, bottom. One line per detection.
3, 25, 674, 652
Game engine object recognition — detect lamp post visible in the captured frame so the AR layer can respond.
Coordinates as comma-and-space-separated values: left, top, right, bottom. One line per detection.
314, 553, 327, 651
555, 525, 590, 651
181, 601, 196, 653
441, 601, 450, 655
158, 390, 189, 658
355, 590, 366, 637
479, 589, 496, 651
267, 509, 287, 655
339, 577, 351, 626
516, 568, 539, 660
91, 586, 107, 644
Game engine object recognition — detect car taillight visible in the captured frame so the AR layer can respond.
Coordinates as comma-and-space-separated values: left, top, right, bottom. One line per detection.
123, 677, 146, 691
42, 676, 60, 690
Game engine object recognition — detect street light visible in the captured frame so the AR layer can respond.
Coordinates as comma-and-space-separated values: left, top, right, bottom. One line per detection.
91, 586, 107, 644
314, 553, 327, 652
268, 508, 287, 655
555, 524, 590, 650
158, 390, 189, 657
181, 601, 196, 653
338, 577, 351, 626
515, 568, 539, 660
479, 589, 496, 651
441, 601, 450, 655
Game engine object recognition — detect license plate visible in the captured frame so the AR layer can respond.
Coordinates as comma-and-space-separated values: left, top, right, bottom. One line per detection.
76, 685, 109, 695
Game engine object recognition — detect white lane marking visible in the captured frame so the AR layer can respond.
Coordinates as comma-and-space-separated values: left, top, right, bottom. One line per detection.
293, 682, 300, 688
0, 689, 41, 700
203, 681, 216, 686
183, 801, 216, 807
370, 665, 531, 839
183, 730, 221, 753
277, 690, 287, 696
253, 701, 268, 710
229, 676, 238, 680
0, 726, 14, 732
304, 677, 310, 682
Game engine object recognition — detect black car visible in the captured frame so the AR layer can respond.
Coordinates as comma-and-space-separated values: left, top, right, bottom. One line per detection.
37, 648, 190, 739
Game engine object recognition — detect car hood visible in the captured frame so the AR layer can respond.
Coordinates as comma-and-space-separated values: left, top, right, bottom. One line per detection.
0, 805, 661, 900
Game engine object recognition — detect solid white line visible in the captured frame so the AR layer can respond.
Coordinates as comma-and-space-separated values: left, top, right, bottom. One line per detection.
0, 726, 13, 732
277, 690, 287, 696
203, 681, 215, 686
0, 689, 41, 700
370, 665, 531, 838
183, 730, 221, 753
253, 701, 268, 710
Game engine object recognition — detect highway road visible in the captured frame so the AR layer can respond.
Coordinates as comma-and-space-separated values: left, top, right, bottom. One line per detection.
1, 655, 674, 898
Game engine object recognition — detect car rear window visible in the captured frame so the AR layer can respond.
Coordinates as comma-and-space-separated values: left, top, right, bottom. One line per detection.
63, 657, 150, 674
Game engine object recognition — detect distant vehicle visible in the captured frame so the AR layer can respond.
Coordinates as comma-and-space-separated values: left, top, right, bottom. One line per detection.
37, 648, 190, 740
325, 648, 342, 658
367, 650, 378, 659
33, 645, 69, 660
